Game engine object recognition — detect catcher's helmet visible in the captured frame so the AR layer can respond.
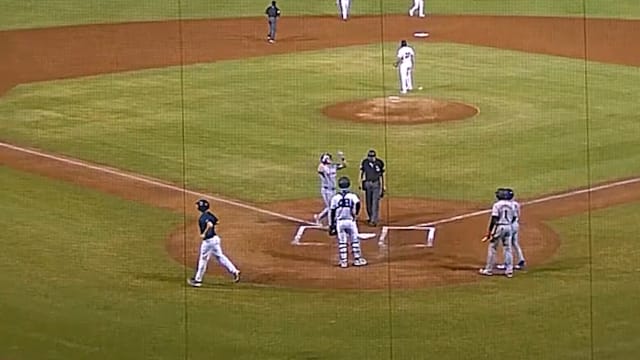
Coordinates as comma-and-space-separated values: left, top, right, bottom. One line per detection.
338, 176, 351, 189
400, 40, 407, 47
196, 199, 210, 212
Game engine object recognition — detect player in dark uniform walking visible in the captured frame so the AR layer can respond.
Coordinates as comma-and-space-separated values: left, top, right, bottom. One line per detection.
359, 149, 386, 226
187, 199, 241, 287
265, 1, 281, 43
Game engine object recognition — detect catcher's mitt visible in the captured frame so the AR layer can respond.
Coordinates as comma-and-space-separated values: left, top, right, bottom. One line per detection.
328, 225, 337, 236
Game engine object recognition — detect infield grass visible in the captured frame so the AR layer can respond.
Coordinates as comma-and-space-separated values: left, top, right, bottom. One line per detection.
2, 166, 639, 359
1, 43, 639, 202
1, 0, 639, 30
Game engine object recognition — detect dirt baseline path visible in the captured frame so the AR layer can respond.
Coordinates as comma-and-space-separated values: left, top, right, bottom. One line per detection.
2, 15, 640, 289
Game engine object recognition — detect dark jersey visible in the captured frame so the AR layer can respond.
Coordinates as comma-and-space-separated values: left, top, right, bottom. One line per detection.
198, 211, 218, 240
360, 158, 385, 182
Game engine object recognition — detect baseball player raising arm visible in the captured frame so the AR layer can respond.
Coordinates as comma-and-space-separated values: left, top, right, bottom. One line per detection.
394, 40, 415, 94
479, 188, 516, 278
314, 152, 346, 225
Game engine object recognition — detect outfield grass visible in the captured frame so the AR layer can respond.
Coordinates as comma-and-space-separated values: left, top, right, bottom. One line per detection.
2, 165, 639, 359
2, 43, 639, 202
0, 0, 639, 30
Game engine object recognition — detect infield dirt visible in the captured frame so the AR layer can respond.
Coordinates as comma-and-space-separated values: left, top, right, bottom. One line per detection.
1, 14, 639, 289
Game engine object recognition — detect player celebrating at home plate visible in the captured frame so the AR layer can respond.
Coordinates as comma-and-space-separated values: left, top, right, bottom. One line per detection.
187, 199, 241, 287
409, 0, 426, 18
337, 0, 351, 21
394, 40, 415, 94
314, 152, 347, 225
329, 176, 367, 268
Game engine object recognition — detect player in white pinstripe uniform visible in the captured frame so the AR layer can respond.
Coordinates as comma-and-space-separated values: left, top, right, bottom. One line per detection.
497, 188, 526, 270
313, 152, 346, 225
329, 176, 367, 268
479, 188, 516, 278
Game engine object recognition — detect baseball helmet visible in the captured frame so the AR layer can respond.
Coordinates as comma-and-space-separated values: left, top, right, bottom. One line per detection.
338, 176, 351, 189
495, 188, 509, 200
400, 40, 407, 47
505, 188, 515, 200
320, 152, 332, 164
196, 199, 210, 212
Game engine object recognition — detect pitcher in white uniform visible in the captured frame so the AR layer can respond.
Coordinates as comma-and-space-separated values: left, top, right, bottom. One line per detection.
329, 176, 367, 268
479, 188, 516, 278
393, 40, 415, 94
314, 152, 346, 225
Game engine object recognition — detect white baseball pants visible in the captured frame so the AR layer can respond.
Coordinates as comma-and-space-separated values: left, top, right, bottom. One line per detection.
409, 0, 425, 17
337, 0, 350, 20
399, 64, 414, 93
337, 219, 362, 265
194, 236, 239, 282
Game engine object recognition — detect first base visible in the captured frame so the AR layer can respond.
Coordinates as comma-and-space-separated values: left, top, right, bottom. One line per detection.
413, 32, 430, 38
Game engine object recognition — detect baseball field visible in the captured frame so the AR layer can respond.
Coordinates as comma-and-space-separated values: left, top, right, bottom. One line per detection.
1, 0, 640, 359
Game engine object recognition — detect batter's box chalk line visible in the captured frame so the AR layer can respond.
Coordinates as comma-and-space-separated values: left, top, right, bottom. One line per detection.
377, 226, 436, 249
291, 225, 377, 246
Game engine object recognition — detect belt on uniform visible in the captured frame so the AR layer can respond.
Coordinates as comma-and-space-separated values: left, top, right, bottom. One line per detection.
323, 187, 335, 190
496, 223, 511, 225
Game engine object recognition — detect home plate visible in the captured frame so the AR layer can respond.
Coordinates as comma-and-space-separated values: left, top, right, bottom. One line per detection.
413, 32, 430, 38
359, 233, 377, 240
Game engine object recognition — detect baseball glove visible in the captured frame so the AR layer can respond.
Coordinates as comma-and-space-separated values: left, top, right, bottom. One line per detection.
329, 225, 337, 236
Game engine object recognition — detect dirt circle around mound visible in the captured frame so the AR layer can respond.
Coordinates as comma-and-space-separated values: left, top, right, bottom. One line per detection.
166, 197, 559, 290
323, 97, 479, 125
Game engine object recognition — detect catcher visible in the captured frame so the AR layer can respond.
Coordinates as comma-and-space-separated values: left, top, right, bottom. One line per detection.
478, 188, 516, 278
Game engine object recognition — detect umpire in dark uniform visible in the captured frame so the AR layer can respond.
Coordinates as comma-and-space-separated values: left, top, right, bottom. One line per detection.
360, 149, 385, 226
265, 1, 281, 43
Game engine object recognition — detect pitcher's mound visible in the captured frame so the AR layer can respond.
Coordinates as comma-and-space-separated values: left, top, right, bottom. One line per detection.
323, 97, 479, 125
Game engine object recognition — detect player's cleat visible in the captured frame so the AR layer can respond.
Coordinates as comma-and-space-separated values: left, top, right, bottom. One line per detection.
339, 262, 348, 268
268, 39, 274, 44
515, 260, 526, 270
353, 258, 368, 267
496, 264, 507, 270
233, 271, 241, 283
187, 278, 202, 288
478, 268, 493, 276
505, 272, 514, 278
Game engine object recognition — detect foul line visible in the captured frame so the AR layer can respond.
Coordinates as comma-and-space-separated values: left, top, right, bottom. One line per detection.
414, 176, 640, 227
0, 141, 315, 225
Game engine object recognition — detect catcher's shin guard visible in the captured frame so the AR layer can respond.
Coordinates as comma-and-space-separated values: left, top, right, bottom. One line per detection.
338, 234, 348, 266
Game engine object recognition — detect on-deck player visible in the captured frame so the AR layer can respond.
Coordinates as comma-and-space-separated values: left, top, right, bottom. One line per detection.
393, 40, 415, 94
314, 152, 346, 225
187, 199, 241, 287
329, 176, 368, 268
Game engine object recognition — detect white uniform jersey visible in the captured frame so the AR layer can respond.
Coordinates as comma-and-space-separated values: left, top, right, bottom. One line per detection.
491, 199, 516, 225
330, 191, 360, 221
396, 46, 415, 67
318, 163, 338, 189
511, 200, 521, 224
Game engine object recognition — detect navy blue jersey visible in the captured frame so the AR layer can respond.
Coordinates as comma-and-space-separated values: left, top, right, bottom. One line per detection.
198, 211, 218, 240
